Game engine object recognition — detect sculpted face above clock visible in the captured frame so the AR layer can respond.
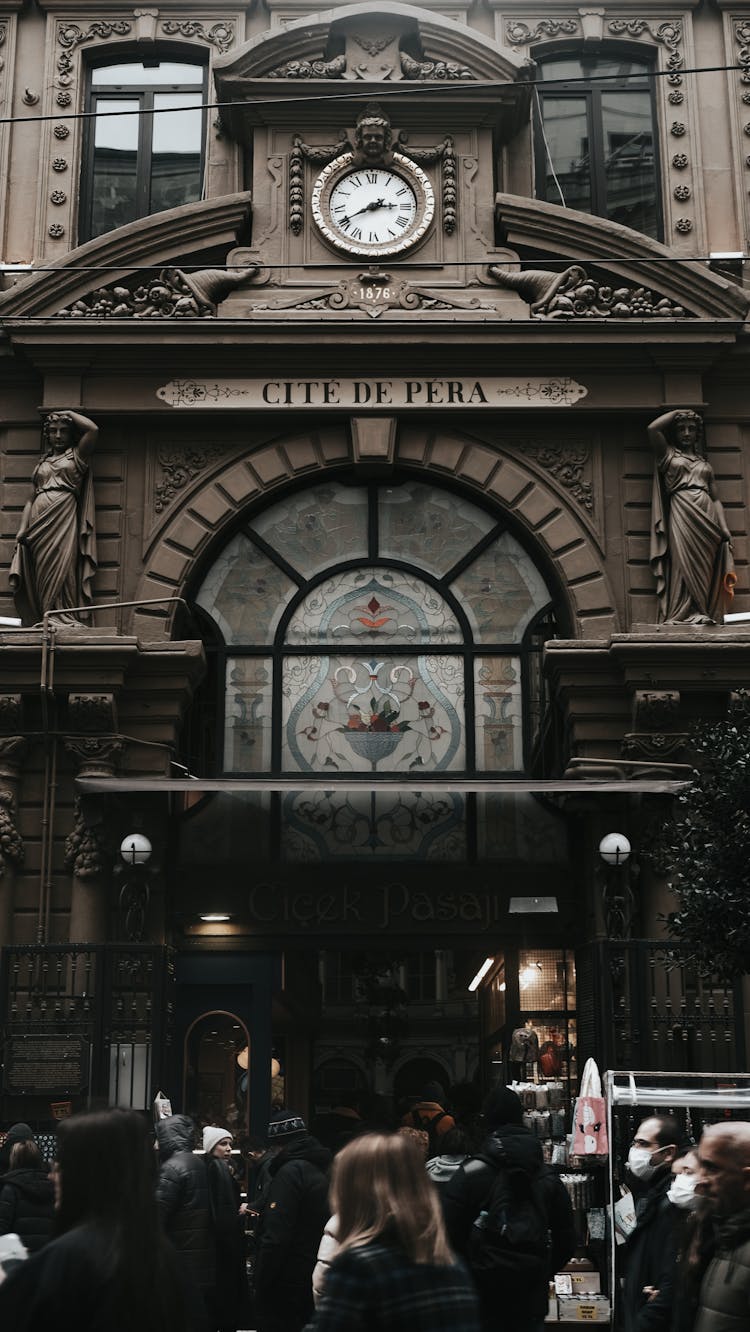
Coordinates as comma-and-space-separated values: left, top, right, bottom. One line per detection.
311, 151, 435, 258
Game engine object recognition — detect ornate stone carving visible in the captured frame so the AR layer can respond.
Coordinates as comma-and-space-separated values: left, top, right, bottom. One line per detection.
251, 274, 498, 318
0, 697, 22, 734
68, 693, 117, 733
648, 409, 736, 624
269, 55, 347, 78
290, 106, 456, 236
160, 20, 234, 53
517, 443, 593, 511
11, 411, 98, 628
155, 444, 223, 512
488, 264, 693, 320
0, 788, 24, 877
506, 18, 579, 43
399, 52, 472, 80
48, 223, 65, 238
64, 796, 106, 879
672, 153, 688, 169
52, 157, 67, 172
737, 20, 750, 83
64, 736, 124, 778
633, 691, 679, 731
58, 265, 259, 319
674, 218, 692, 233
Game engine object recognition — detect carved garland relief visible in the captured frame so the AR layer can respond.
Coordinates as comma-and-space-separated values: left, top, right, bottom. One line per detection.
39, 12, 240, 256
504, 13, 698, 246
733, 17, 750, 240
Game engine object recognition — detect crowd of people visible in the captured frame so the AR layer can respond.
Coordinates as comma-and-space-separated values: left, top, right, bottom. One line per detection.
0, 1084, 747, 1332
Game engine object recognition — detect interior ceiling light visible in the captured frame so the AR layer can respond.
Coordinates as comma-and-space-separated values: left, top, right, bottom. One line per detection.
199, 912, 231, 922
509, 896, 558, 913
468, 957, 495, 992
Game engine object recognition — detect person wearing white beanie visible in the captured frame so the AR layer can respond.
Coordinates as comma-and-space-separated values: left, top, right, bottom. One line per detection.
203, 1126, 233, 1158
202, 1126, 249, 1332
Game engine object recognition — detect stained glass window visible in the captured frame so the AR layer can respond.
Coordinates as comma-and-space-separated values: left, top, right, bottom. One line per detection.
192, 478, 561, 857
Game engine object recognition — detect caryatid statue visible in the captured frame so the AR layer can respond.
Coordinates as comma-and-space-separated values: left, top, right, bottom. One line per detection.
648, 408, 736, 624
10, 410, 98, 627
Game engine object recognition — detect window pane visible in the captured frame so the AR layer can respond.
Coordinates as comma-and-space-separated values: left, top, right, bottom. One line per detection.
379, 482, 494, 573
286, 568, 461, 645
250, 485, 368, 576
450, 531, 551, 642
474, 656, 523, 770
539, 56, 650, 81
150, 92, 203, 214
195, 532, 296, 644
476, 793, 568, 861
602, 90, 657, 235
539, 95, 592, 212
282, 654, 465, 772
224, 658, 272, 771
90, 98, 140, 237
281, 790, 465, 860
92, 62, 203, 86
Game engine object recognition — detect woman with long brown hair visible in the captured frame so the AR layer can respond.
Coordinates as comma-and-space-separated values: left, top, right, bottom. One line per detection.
304, 1132, 480, 1332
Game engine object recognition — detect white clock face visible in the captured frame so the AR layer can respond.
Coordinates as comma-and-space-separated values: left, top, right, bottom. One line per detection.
311, 152, 435, 258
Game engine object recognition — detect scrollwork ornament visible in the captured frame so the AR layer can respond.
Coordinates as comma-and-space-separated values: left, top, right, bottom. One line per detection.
154, 444, 223, 512
506, 18, 579, 43
0, 789, 24, 877
735, 20, 750, 84
488, 263, 693, 320
160, 20, 234, 53
58, 264, 258, 319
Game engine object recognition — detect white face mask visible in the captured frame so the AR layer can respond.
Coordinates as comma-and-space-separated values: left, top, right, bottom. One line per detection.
628, 1146, 659, 1181
667, 1174, 698, 1210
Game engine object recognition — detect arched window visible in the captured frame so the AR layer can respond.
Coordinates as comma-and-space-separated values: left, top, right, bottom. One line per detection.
186, 478, 568, 863
535, 51, 661, 239
80, 57, 207, 241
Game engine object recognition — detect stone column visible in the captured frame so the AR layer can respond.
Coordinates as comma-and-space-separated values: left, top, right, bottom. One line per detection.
0, 724, 27, 946
64, 715, 123, 944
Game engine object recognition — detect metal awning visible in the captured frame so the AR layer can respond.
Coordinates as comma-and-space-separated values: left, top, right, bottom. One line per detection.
75, 776, 688, 794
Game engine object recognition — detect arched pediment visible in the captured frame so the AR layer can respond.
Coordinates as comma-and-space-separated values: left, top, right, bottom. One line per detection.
491, 195, 749, 323
213, 3, 530, 85
0, 194, 252, 320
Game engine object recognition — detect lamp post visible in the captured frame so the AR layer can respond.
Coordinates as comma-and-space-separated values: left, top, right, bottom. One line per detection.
117, 832, 153, 942
598, 832, 634, 939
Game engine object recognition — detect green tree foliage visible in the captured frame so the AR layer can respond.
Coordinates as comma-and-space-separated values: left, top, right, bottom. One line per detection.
660, 694, 750, 981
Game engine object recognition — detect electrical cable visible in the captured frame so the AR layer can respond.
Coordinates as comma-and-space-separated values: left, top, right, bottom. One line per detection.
0, 62, 745, 127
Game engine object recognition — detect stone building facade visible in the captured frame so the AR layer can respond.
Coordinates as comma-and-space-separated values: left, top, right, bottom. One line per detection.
0, 0, 748, 1140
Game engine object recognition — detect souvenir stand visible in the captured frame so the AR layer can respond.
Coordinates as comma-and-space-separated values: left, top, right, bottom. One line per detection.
604, 1070, 750, 1330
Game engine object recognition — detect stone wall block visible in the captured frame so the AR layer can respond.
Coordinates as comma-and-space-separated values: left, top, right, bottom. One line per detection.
249, 448, 291, 487
284, 438, 318, 471
487, 462, 531, 506
218, 464, 261, 505
557, 543, 600, 583
540, 511, 586, 554
168, 513, 212, 555
570, 576, 615, 615
148, 546, 191, 586
515, 486, 559, 529
428, 439, 464, 472
189, 487, 236, 528
457, 446, 499, 486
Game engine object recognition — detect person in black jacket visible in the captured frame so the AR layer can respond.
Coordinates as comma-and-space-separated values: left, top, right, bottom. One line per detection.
254, 1110, 332, 1332
442, 1085, 575, 1332
621, 1115, 680, 1332
0, 1139, 55, 1253
155, 1114, 215, 1331
202, 1126, 249, 1332
0, 1108, 187, 1332
0, 1122, 34, 1174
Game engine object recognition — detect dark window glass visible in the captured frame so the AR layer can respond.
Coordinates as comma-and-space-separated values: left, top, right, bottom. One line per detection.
84, 61, 205, 241
536, 53, 660, 239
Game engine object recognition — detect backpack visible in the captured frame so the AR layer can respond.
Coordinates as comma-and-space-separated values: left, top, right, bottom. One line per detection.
411, 1107, 448, 1158
467, 1144, 551, 1288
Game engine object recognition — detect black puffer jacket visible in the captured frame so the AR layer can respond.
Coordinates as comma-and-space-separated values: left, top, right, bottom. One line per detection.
622, 1168, 677, 1332
694, 1207, 750, 1332
442, 1124, 575, 1327
254, 1133, 332, 1332
0, 1168, 55, 1252
155, 1116, 215, 1293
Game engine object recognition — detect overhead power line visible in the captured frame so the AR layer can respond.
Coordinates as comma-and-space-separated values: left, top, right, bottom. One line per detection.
0, 62, 745, 128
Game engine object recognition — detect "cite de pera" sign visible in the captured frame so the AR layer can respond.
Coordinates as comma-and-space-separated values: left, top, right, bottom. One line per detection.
157, 376, 587, 410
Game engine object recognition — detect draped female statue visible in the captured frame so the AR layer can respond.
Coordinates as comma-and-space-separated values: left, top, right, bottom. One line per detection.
10, 410, 98, 626
648, 409, 735, 624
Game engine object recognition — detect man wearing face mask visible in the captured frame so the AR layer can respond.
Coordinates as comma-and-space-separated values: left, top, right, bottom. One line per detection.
693, 1121, 750, 1332
621, 1116, 680, 1332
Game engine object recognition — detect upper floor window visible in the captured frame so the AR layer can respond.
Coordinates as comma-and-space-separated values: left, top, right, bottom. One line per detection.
535, 53, 661, 239
81, 60, 207, 241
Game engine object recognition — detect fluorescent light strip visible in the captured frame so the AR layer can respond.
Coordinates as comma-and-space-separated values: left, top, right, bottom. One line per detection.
468, 957, 495, 992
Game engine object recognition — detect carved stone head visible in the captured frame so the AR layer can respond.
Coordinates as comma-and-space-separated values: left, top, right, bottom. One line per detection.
355, 104, 392, 162
672, 410, 704, 454
42, 411, 74, 453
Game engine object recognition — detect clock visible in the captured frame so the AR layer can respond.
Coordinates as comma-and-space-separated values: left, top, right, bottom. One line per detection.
311, 151, 435, 258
